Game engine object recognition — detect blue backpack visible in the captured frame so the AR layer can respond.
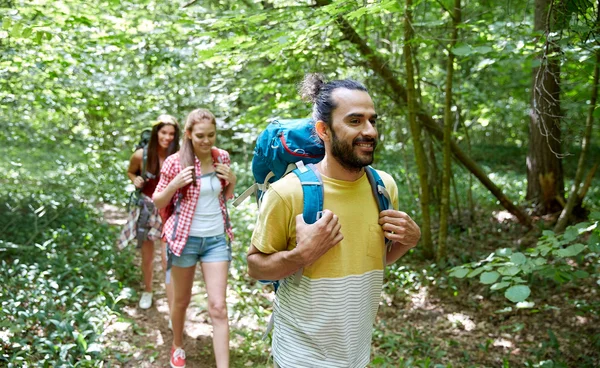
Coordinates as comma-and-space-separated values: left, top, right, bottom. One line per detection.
234, 118, 393, 285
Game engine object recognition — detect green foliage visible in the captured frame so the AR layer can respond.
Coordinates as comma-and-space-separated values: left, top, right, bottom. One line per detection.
449, 218, 600, 307
0, 189, 136, 366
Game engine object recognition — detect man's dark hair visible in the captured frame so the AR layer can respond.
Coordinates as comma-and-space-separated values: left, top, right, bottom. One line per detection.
299, 73, 368, 127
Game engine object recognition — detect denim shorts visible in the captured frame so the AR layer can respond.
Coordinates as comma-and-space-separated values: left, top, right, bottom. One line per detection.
171, 234, 231, 268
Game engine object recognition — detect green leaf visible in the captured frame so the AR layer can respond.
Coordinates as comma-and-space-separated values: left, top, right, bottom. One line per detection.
588, 232, 599, 252
490, 281, 510, 290
10, 23, 22, 37
555, 243, 585, 257
2, 17, 12, 30
573, 270, 589, 278
480, 271, 500, 284
510, 252, 527, 265
498, 266, 520, 276
452, 43, 473, 56
76, 332, 87, 351
21, 27, 32, 38
449, 267, 469, 278
474, 46, 493, 54
505, 285, 531, 303
563, 227, 579, 242
467, 266, 485, 278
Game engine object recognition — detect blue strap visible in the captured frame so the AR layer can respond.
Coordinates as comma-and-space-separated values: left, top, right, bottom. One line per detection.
292, 164, 324, 225
365, 166, 394, 250
365, 166, 391, 212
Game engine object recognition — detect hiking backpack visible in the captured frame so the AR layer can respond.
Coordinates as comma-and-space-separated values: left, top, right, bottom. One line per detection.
125, 129, 154, 247
136, 129, 154, 182
233, 118, 394, 288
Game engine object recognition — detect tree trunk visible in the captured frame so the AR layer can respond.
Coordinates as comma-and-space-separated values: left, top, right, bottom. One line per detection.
327, 5, 533, 227
426, 133, 440, 206
461, 115, 475, 223
527, 0, 565, 214
438, 0, 461, 262
404, 0, 434, 259
554, 49, 599, 232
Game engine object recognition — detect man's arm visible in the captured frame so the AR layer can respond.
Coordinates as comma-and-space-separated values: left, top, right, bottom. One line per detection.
247, 244, 304, 280
247, 210, 344, 281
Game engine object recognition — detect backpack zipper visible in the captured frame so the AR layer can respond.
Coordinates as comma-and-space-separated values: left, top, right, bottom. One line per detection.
279, 133, 323, 159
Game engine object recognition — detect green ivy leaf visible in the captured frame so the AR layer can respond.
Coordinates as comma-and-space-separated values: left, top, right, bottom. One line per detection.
510, 252, 527, 265
480, 271, 500, 284
505, 285, 531, 303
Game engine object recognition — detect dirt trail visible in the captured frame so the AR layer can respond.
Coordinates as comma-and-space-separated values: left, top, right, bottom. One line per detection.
101, 203, 219, 368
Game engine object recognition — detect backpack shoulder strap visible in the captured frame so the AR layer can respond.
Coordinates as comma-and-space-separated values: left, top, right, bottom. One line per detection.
365, 166, 394, 250
365, 166, 392, 212
141, 145, 148, 179
292, 161, 324, 225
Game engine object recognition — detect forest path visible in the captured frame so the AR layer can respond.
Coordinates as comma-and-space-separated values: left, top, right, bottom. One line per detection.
100, 203, 218, 368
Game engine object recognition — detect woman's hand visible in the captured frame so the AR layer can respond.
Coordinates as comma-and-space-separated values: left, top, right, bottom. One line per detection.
215, 163, 236, 185
168, 166, 195, 190
133, 176, 145, 189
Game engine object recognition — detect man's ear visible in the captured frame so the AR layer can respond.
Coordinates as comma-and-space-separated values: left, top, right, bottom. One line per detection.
315, 120, 330, 142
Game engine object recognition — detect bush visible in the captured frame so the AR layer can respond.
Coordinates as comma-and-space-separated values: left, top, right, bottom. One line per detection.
0, 189, 136, 366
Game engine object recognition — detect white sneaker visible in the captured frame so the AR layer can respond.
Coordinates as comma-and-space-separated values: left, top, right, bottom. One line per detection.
139, 291, 153, 309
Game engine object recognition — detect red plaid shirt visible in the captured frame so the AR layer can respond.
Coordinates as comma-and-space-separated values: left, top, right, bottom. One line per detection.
154, 147, 234, 257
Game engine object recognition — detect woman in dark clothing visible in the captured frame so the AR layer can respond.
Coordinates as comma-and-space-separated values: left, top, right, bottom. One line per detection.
126, 114, 180, 310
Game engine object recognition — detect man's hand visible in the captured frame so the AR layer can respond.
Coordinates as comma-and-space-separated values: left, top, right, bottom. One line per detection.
293, 209, 343, 267
378, 210, 421, 248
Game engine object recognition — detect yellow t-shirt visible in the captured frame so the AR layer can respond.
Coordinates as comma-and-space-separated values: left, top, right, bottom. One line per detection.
251, 168, 399, 368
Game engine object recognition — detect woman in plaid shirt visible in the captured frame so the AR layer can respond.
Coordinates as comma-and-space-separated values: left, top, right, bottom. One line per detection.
153, 108, 236, 368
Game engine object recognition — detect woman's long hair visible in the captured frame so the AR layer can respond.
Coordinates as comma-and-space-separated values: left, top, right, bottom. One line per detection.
179, 108, 217, 169
146, 114, 181, 176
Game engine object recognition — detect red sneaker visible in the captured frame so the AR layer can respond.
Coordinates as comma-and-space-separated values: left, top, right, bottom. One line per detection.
170, 346, 186, 368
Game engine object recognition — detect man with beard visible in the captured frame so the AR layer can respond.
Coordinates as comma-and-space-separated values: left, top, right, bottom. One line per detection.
247, 73, 421, 368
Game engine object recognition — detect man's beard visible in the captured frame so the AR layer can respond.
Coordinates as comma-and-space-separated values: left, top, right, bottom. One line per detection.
330, 129, 377, 172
